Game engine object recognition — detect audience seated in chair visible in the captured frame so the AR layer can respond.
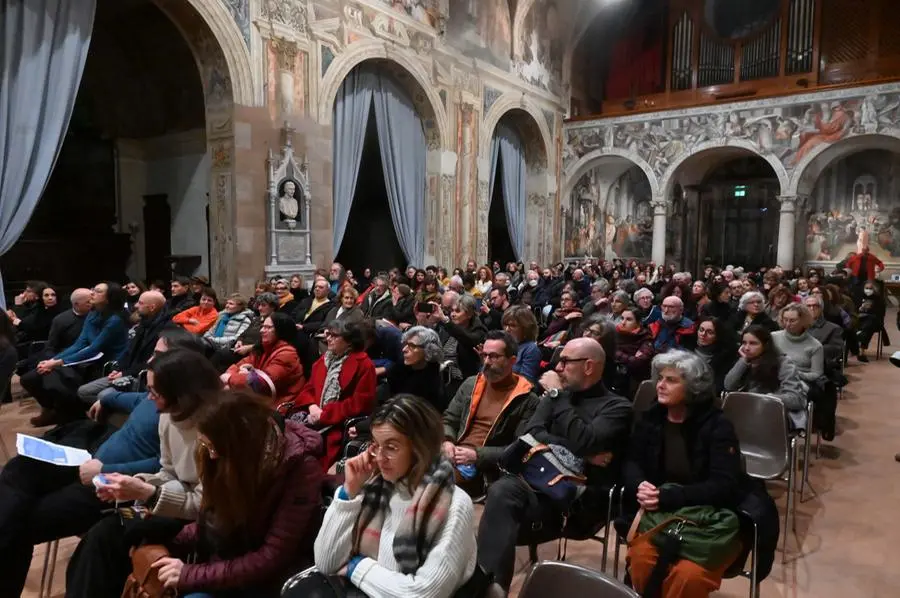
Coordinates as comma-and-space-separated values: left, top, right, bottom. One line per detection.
151, 390, 324, 598
623, 350, 746, 598
649, 296, 696, 353
222, 312, 305, 403
166, 276, 197, 314
203, 293, 255, 351
16, 287, 93, 376
725, 325, 808, 430
0, 331, 209, 597
20, 282, 130, 427
443, 331, 539, 497
382, 326, 448, 412
358, 317, 403, 379
478, 338, 632, 591
10, 284, 63, 351
307, 396, 477, 598
76, 290, 170, 406
171, 286, 219, 334
281, 319, 377, 470
502, 305, 542, 384
64, 350, 223, 598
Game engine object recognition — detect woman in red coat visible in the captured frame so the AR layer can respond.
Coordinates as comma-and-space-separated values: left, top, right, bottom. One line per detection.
153, 390, 324, 597
223, 312, 304, 402
285, 319, 377, 469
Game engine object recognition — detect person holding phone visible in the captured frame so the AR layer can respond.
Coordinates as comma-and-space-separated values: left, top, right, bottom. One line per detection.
307, 395, 477, 598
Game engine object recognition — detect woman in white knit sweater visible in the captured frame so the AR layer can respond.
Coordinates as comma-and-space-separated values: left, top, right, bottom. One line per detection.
310, 395, 477, 598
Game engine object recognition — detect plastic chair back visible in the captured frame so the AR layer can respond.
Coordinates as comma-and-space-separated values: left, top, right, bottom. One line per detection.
519, 561, 640, 598
632, 379, 657, 423
722, 392, 790, 480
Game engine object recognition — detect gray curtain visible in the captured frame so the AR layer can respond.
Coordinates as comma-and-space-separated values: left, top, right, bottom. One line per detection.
372, 73, 426, 266
0, 0, 96, 307
331, 68, 376, 257
488, 122, 527, 259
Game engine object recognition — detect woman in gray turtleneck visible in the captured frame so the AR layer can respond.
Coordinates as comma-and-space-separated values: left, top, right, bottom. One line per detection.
771, 303, 824, 391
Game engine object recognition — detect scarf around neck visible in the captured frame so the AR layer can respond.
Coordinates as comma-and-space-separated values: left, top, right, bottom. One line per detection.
352, 456, 456, 574
320, 350, 349, 405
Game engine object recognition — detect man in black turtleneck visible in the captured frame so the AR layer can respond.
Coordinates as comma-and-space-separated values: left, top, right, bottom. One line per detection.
477, 338, 633, 591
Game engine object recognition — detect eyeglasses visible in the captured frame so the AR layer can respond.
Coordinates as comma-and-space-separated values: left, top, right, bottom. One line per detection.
367, 442, 400, 460
403, 342, 424, 351
480, 351, 506, 361
259, 324, 274, 330
557, 356, 589, 366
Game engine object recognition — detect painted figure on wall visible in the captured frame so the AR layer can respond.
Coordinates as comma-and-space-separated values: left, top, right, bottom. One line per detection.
806, 150, 900, 262
516, 0, 564, 93
445, 0, 511, 69
375, 0, 445, 27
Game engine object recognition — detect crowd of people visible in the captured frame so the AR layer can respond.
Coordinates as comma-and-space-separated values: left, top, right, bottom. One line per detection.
0, 252, 893, 598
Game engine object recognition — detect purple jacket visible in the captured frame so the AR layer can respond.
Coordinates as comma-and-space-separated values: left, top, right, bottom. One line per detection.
174, 421, 324, 594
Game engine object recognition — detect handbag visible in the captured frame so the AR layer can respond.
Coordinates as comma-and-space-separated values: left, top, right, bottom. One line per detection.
121, 544, 176, 598
500, 434, 587, 508
282, 566, 497, 598
626, 498, 740, 570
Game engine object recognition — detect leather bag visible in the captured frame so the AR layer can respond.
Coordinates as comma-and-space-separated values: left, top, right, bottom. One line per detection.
120, 544, 176, 598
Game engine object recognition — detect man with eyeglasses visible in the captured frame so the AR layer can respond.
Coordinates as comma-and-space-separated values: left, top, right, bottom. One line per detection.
442, 330, 539, 496
804, 295, 844, 364
477, 337, 632, 592
648, 296, 696, 352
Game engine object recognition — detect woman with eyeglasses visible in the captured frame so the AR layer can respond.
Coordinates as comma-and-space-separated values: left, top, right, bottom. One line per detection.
284, 319, 377, 470
614, 309, 654, 398
272, 278, 299, 315
222, 312, 304, 403
730, 291, 779, 336
149, 390, 324, 597
383, 326, 447, 411
693, 317, 737, 394
305, 395, 477, 598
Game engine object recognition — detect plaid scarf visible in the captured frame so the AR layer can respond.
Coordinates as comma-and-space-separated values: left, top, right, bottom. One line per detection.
352, 456, 456, 574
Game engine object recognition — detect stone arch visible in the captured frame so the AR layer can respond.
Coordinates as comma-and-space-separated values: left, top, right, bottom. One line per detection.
317, 39, 449, 149
512, 0, 537, 59
788, 133, 900, 196
660, 139, 790, 199
563, 149, 660, 198
149, 0, 254, 292
154, 0, 255, 107
481, 92, 553, 166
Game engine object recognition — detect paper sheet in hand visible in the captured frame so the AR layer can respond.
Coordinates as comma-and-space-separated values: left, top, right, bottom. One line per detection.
16, 434, 92, 466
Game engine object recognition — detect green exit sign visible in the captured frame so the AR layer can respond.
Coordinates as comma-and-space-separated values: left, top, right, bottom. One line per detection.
734, 185, 747, 197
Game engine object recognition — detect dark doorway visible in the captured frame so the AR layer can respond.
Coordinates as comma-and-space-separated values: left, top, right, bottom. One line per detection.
336, 111, 407, 272
144, 194, 172, 283
488, 155, 516, 265
700, 157, 779, 270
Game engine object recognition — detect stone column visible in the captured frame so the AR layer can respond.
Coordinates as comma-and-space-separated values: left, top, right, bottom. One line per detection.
776, 195, 798, 269
651, 198, 668, 266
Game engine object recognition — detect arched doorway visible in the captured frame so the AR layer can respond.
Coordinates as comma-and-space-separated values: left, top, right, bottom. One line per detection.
332, 60, 434, 272
0, 0, 243, 293
485, 108, 549, 264
665, 147, 785, 272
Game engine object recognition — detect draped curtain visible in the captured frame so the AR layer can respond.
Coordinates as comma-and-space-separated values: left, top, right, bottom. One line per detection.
372, 74, 426, 266
0, 0, 96, 307
331, 68, 376, 257
488, 122, 527, 260
332, 66, 426, 265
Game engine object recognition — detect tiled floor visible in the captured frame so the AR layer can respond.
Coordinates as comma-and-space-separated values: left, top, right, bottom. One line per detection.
3, 319, 899, 597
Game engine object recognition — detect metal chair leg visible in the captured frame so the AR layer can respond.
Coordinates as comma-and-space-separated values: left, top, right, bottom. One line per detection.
528, 543, 538, 564
39, 539, 60, 598
749, 519, 759, 598
782, 438, 796, 563
801, 403, 814, 502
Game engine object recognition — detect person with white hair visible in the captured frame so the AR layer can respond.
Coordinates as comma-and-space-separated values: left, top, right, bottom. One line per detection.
383, 326, 447, 411
648, 296, 696, 352
732, 291, 779, 335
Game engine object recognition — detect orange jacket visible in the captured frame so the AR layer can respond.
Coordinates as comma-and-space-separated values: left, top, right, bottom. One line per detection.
172, 305, 219, 334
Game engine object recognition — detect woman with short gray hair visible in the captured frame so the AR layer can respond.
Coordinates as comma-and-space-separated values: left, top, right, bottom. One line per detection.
624, 349, 745, 595
384, 326, 449, 411
733, 290, 778, 334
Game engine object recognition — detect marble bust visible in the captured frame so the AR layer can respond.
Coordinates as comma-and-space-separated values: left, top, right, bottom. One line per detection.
279, 180, 300, 226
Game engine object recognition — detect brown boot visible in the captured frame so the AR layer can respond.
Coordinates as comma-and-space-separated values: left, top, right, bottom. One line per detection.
30, 408, 59, 427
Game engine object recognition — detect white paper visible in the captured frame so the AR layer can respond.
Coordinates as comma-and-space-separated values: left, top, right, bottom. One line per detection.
16, 434, 92, 466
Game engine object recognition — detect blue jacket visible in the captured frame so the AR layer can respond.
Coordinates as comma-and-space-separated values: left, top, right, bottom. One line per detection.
94, 391, 161, 475
513, 340, 542, 384
367, 323, 403, 372
54, 310, 128, 365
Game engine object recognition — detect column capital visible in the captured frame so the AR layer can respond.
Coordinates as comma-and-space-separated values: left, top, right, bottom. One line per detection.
650, 197, 669, 211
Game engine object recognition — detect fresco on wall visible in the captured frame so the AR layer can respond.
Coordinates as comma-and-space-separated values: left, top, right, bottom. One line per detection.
516, 0, 564, 94
563, 166, 653, 259
374, 0, 446, 28
445, 0, 511, 69
806, 149, 900, 263
563, 90, 900, 189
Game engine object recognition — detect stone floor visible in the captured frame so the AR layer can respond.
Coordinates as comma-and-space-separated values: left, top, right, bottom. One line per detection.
2, 321, 898, 597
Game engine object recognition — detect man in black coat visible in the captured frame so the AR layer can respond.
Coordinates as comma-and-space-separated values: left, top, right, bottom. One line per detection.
16, 289, 92, 376
75, 291, 171, 404
477, 338, 633, 591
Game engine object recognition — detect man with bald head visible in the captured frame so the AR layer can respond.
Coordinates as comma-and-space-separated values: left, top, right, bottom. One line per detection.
15, 289, 93, 377
477, 337, 632, 591
648, 295, 696, 352
77, 290, 172, 404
